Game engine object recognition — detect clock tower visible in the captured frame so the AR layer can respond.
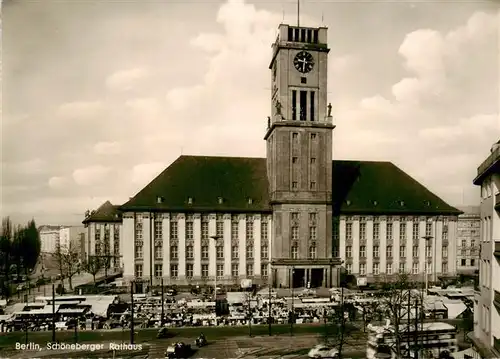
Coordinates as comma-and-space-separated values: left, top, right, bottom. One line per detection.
265, 24, 340, 288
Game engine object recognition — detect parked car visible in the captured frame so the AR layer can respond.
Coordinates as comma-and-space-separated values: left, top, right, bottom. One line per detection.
308, 344, 339, 358
165, 342, 193, 358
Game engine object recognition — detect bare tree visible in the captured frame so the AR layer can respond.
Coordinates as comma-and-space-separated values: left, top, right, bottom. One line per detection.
53, 242, 66, 290
375, 273, 422, 359
357, 299, 381, 332
242, 291, 254, 337
53, 242, 81, 291
323, 286, 354, 358
83, 256, 103, 285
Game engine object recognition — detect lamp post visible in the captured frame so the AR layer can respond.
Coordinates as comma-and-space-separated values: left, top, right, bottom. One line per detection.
290, 266, 295, 336
268, 262, 272, 336
210, 235, 222, 301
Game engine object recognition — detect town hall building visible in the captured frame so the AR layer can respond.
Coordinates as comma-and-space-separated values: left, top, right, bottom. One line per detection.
83, 24, 461, 289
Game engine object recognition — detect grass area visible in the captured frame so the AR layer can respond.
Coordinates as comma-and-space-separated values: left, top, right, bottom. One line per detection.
0, 323, 327, 350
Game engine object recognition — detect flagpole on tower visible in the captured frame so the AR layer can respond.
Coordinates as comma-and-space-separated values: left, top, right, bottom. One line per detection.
297, 0, 300, 27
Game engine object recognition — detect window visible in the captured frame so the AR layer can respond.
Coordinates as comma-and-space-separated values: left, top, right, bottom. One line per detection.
360, 223, 366, 240
426, 262, 432, 273
170, 246, 178, 260
399, 263, 406, 274
309, 226, 317, 240
246, 220, 254, 240
186, 264, 193, 278
216, 264, 224, 278
399, 246, 406, 258
291, 245, 298, 259
360, 263, 366, 275
346, 263, 352, 274
412, 245, 419, 258
471, 259, 475, 267
231, 221, 239, 240
386, 263, 393, 275
373, 223, 380, 240
442, 262, 448, 273
201, 264, 208, 278
309, 245, 317, 259
292, 181, 298, 189
155, 244, 163, 259
135, 245, 143, 259
134, 220, 142, 240
216, 220, 224, 237
442, 246, 448, 258
291, 226, 299, 240
461, 259, 466, 266
201, 220, 209, 239
311, 157, 316, 164
310, 91, 315, 121
201, 245, 209, 259
373, 263, 380, 275
386, 245, 392, 258
292, 91, 297, 120
301, 77, 307, 84
232, 245, 239, 259
300, 90, 307, 121
346, 246, 352, 258
412, 222, 419, 240
155, 264, 163, 278
186, 245, 193, 259
412, 263, 419, 274
261, 222, 268, 241
292, 157, 298, 163
170, 221, 178, 240
425, 245, 432, 257
373, 246, 379, 258
346, 223, 353, 240
135, 264, 143, 277
461, 239, 467, 248
261, 264, 268, 277
425, 222, 432, 237
400, 222, 406, 241
291, 212, 299, 221
386, 223, 393, 241
246, 264, 254, 276
170, 264, 178, 278
231, 264, 239, 277
311, 133, 316, 140
261, 245, 268, 259
154, 219, 162, 240
442, 231, 448, 241
216, 245, 224, 259
246, 245, 253, 259
183, 221, 193, 241
360, 246, 366, 258
310, 181, 316, 190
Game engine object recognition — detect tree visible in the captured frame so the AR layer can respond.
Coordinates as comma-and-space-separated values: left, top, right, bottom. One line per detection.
242, 291, 254, 337
83, 256, 103, 285
357, 299, 381, 332
19, 219, 42, 295
0, 218, 13, 298
62, 242, 81, 291
376, 273, 422, 359
459, 297, 474, 341
53, 242, 66, 289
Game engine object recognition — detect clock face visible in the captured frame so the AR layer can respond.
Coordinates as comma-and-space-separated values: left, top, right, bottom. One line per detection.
293, 51, 314, 73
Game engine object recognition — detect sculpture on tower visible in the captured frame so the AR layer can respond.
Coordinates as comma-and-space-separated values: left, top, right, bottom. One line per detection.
275, 100, 282, 119
267, 116, 271, 128
327, 103, 332, 117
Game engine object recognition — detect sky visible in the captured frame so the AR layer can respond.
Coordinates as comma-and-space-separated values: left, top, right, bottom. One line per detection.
2, 0, 499, 226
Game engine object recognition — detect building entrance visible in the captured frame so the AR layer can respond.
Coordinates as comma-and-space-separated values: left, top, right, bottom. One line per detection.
310, 268, 324, 288
292, 268, 305, 288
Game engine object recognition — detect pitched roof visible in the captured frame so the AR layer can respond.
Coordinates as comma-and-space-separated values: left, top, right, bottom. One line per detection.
120, 155, 461, 216
120, 156, 271, 213
82, 201, 122, 224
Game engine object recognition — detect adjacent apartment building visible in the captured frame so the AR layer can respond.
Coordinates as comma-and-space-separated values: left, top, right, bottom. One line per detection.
456, 206, 481, 274
471, 139, 500, 358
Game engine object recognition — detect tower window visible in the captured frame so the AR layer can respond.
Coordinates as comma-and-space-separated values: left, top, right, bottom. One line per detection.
301, 29, 306, 42
294, 28, 300, 42
292, 181, 298, 190
301, 77, 307, 84
307, 29, 312, 43
288, 27, 293, 41
310, 91, 315, 122
313, 30, 319, 44
292, 90, 297, 121
292, 132, 298, 139
310, 181, 316, 190
300, 91, 307, 121
311, 157, 316, 164
292, 157, 298, 163
311, 133, 317, 140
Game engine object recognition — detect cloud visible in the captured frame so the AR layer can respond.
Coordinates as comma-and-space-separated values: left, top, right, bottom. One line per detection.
93, 141, 122, 155
105, 68, 149, 91
48, 176, 69, 189
56, 101, 103, 119
131, 162, 165, 186
3, 159, 46, 174
72, 165, 112, 186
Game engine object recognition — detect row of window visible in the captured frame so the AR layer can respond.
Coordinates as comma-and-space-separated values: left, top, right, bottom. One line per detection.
345, 221, 447, 241
346, 261, 447, 275
135, 263, 269, 279
137, 218, 269, 242
460, 258, 476, 267
346, 244, 449, 259
135, 244, 269, 261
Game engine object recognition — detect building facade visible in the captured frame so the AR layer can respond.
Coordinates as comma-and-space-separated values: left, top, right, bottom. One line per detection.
82, 201, 123, 271
471, 140, 500, 357
91, 23, 461, 290
39, 225, 61, 253
456, 206, 481, 274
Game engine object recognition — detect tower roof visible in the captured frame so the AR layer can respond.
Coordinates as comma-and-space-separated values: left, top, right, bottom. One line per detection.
82, 200, 122, 224
120, 155, 461, 216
